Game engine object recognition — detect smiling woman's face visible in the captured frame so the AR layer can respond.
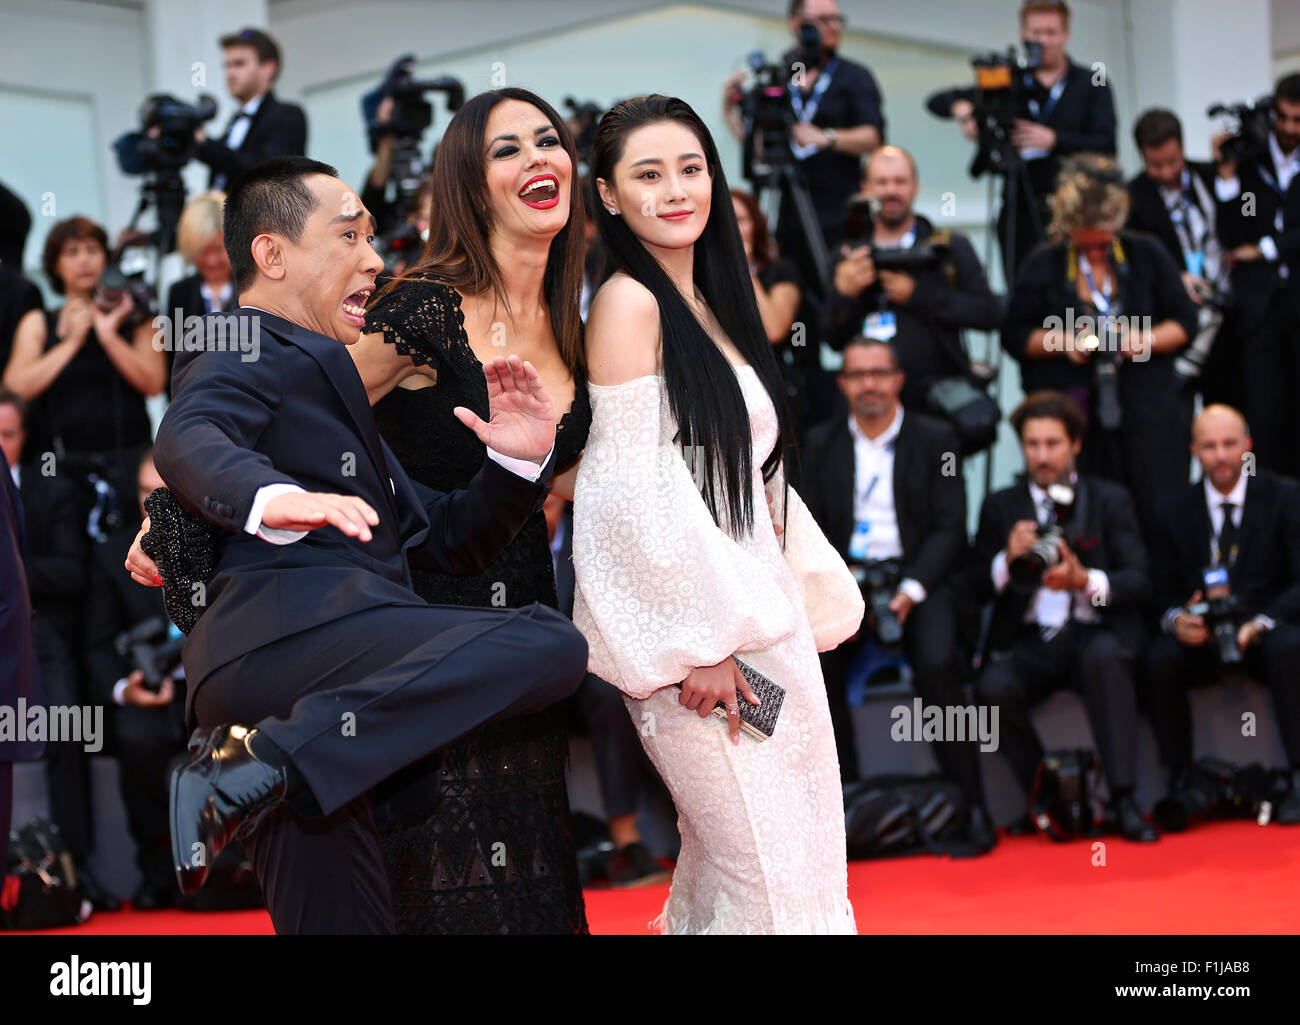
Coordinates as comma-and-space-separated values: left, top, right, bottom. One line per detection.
597, 119, 712, 257
482, 98, 572, 246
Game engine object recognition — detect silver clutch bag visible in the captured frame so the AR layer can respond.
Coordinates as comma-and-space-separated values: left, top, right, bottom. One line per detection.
677, 658, 786, 741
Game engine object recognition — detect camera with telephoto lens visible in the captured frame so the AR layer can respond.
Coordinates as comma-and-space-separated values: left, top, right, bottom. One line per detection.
113, 94, 218, 175
847, 557, 904, 651
1186, 565, 1243, 666
1208, 95, 1274, 167
732, 21, 825, 183
114, 617, 185, 694
1074, 296, 1125, 431
1008, 481, 1076, 593
843, 196, 953, 271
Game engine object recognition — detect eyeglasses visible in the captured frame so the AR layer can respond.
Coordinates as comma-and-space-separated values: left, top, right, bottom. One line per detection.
805, 14, 845, 26
838, 368, 899, 382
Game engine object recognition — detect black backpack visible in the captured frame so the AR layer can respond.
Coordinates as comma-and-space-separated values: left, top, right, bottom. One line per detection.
844, 774, 973, 858
1, 819, 90, 930
1028, 749, 1108, 841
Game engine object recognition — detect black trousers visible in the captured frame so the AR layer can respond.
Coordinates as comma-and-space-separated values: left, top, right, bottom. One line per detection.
1143, 624, 1300, 773
976, 621, 1140, 798
823, 588, 981, 800
1234, 285, 1300, 478
192, 600, 587, 935
113, 690, 187, 890
571, 673, 661, 821
35, 617, 92, 863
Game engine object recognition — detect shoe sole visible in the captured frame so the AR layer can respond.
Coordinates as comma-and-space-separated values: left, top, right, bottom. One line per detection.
170, 763, 209, 894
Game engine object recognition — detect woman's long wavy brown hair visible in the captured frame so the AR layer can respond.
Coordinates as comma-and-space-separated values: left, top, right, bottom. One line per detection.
373, 87, 586, 373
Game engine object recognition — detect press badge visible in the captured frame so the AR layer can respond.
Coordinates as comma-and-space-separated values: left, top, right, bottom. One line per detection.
849, 520, 871, 560
862, 311, 897, 341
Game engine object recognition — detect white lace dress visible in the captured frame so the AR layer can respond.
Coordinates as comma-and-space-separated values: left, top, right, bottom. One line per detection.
572, 366, 865, 934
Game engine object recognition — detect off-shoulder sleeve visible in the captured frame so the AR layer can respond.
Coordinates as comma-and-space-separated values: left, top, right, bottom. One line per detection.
363, 277, 461, 370
766, 472, 865, 652
572, 375, 798, 699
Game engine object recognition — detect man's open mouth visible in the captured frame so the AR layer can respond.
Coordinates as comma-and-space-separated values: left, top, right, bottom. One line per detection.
342, 289, 372, 323
519, 174, 560, 208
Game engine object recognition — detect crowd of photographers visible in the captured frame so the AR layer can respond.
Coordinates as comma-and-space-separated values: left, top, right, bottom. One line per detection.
2, 0, 1300, 911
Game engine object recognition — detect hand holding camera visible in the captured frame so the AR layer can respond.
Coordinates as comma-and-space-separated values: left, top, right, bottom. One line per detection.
834, 245, 877, 296
55, 298, 94, 349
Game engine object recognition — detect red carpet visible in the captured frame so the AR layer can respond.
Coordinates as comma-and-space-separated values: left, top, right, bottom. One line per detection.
15, 821, 1300, 934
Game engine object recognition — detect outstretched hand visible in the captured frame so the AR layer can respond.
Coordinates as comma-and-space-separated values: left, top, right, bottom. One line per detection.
454, 355, 556, 464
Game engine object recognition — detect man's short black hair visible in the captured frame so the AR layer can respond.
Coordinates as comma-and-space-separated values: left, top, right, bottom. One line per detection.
225, 156, 339, 293
0, 386, 28, 429
220, 28, 282, 78
1010, 390, 1086, 443
841, 335, 900, 371
1276, 73, 1300, 106
1134, 108, 1183, 153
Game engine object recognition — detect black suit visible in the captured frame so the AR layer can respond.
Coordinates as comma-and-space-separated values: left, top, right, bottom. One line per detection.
802, 410, 974, 791
196, 92, 307, 190
1144, 472, 1300, 773
17, 465, 91, 861
1215, 142, 1300, 475
162, 275, 235, 392
154, 309, 588, 933
1126, 162, 1221, 270
85, 521, 188, 891
972, 474, 1149, 797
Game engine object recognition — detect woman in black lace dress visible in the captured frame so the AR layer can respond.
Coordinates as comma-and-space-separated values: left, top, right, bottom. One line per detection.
352, 88, 590, 934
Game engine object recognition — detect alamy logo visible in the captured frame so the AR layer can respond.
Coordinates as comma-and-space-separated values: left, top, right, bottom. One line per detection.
49, 957, 151, 1004
0, 700, 102, 752
890, 697, 1000, 752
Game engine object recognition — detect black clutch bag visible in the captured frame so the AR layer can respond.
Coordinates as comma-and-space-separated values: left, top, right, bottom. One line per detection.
139, 487, 218, 636
677, 658, 786, 741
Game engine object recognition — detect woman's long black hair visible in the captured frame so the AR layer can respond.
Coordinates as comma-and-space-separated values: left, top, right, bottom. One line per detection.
589, 95, 794, 539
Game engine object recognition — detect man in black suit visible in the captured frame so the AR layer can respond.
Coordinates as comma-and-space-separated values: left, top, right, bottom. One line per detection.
802, 336, 994, 848
1127, 108, 1236, 406
195, 29, 307, 191
1144, 405, 1300, 823
971, 390, 1156, 841
821, 147, 1002, 419
125, 156, 587, 934
1213, 73, 1300, 477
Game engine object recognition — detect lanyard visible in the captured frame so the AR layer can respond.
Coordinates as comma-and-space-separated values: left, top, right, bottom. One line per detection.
789, 58, 840, 124
1027, 74, 1067, 123
1078, 252, 1113, 315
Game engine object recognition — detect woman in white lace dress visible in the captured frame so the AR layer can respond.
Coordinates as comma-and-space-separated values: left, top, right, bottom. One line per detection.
572, 96, 864, 934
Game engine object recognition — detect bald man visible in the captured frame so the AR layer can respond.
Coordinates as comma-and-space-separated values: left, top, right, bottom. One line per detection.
1144, 404, 1300, 824
821, 146, 1001, 427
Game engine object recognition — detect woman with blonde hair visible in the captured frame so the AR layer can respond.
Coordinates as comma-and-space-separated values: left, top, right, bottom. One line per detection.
164, 191, 235, 385
1003, 152, 1199, 539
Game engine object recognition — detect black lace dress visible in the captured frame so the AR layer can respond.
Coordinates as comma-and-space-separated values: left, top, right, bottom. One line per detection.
364, 277, 591, 934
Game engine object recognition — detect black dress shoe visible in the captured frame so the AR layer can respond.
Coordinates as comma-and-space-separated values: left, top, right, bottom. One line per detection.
1273, 780, 1300, 825
967, 805, 998, 853
170, 724, 287, 894
76, 865, 121, 912
1114, 794, 1159, 842
130, 880, 178, 910
606, 842, 673, 888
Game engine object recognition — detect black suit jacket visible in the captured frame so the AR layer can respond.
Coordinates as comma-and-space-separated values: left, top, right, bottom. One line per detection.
1, 451, 43, 761
154, 308, 555, 720
196, 92, 307, 188
1126, 161, 1221, 271
801, 410, 968, 594
17, 464, 87, 649
972, 473, 1149, 657
1216, 141, 1300, 303
1150, 471, 1300, 625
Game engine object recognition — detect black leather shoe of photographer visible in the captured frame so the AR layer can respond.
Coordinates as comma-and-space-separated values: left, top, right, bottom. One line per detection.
170, 724, 287, 894
1274, 771, 1300, 825
967, 804, 997, 853
1114, 794, 1158, 842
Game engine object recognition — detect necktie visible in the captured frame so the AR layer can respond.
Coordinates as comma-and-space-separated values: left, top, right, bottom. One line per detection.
1217, 501, 1238, 566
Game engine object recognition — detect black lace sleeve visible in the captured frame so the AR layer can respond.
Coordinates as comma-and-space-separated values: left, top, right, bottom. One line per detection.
363, 276, 464, 371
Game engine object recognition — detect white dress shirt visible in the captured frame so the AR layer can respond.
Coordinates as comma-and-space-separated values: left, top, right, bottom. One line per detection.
847, 407, 926, 604
225, 94, 264, 152
199, 280, 234, 314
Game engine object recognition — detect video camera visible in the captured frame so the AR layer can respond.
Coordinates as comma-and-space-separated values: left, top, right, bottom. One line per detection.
114, 616, 185, 694
1187, 565, 1243, 666
733, 21, 826, 185
847, 556, 905, 653
113, 94, 218, 176
1008, 481, 1076, 592
1208, 95, 1274, 167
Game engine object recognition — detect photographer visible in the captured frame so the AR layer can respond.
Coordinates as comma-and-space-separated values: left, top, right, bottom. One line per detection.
1003, 154, 1198, 542
822, 146, 1002, 417
196, 28, 307, 191
3, 217, 164, 534
972, 391, 1156, 842
1212, 73, 1300, 477
84, 449, 189, 908
802, 337, 994, 850
946, 1, 1116, 281
1144, 405, 1300, 824
724, 0, 884, 296
1127, 108, 1236, 406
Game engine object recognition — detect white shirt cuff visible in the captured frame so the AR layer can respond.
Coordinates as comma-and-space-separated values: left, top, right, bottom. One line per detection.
1162, 606, 1184, 635
1253, 613, 1276, 633
113, 678, 129, 706
1214, 176, 1241, 202
991, 550, 1010, 594
246, 483, 309, 545
485, 441, 553, 484
1084, 569, 1110, 606
898, 577, 927, 605
1259, 236, 1279, 262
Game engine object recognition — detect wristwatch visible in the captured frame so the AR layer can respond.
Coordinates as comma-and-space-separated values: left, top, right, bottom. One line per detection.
823, 127, 838, 151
